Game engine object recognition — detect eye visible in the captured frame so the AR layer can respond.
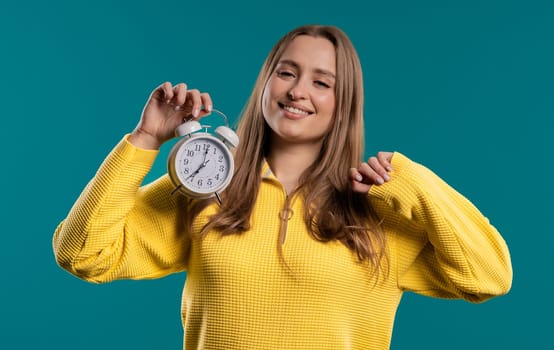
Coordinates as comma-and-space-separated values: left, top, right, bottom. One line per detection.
276, 70, 295, 79
314, 80, 331, 89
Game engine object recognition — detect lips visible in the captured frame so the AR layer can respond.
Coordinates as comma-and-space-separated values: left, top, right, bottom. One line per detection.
278, 102, 313, 117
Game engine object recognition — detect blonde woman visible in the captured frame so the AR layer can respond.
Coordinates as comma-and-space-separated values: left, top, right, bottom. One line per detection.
53, 25, 512, 349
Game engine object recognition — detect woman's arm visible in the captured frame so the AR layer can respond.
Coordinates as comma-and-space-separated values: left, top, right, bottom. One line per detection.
53, 136, 191, 283
54, 82, 214, 283
363, 152, 512, 302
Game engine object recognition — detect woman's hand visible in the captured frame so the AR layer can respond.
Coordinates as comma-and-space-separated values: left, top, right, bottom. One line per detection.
129, 82, 213, 149
350, 152, 394, 193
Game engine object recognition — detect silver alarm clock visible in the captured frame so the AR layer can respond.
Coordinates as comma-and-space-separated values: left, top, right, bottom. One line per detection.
168, 109, 239, 203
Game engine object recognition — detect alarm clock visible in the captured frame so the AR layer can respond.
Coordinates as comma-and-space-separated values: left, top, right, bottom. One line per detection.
167, 109, 239, 203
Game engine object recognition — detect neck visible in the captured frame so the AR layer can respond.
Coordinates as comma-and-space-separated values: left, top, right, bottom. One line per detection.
266, 138, 323, 195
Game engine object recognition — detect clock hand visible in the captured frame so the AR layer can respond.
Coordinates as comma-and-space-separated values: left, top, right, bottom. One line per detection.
201, 146, 209, 164
185, 167, 201, 181
185, 159, 211, 182
186, 147, 210, 181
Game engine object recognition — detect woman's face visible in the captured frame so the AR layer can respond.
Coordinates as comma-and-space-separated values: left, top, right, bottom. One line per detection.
262, 35, 336, 146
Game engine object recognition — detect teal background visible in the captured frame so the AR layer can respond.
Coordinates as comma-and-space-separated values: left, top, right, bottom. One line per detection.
1, 0, 551, 348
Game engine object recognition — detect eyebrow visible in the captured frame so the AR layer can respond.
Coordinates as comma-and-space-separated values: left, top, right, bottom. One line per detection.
279, 59, 336, 79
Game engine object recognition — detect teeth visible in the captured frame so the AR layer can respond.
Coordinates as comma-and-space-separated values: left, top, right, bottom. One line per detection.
283, 105, 309, 115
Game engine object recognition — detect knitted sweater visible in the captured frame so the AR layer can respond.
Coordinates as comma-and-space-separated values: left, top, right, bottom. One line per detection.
53, 136, 512, 349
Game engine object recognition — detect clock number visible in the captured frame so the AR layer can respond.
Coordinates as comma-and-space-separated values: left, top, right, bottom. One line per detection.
218, 155, 224, 162
183, 168, 189, 175
187, 150, 194, 157
219, 165, 225, 172
207, 179, 213, 186
183, 159, 189, 165
215, 174, 220, 180
195, 144, 201, 151
197, 179, 203, 186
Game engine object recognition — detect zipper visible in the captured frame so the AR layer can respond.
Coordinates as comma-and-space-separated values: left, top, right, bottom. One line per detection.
278, 194, 294, 244
261, 162, 295, 246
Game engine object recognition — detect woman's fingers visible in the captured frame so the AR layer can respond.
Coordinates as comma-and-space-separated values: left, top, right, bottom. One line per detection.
367, 157, 390, 184
173, 83, 188, 106
361, 160, 387, 185
349, 167, 372, 193
350, 152, 394, 193
160, 81, 175, 102
199, 93, 213, 116
377, 151, 393, 172
136, 82, 216, 146
169, 85, 213, 119
186, 89, 203, 117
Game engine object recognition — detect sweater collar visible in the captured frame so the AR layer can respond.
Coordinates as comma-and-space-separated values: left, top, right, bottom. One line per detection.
261, 160, 275, 180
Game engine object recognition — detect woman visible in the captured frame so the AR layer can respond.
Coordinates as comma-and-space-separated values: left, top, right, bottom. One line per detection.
53, 25, 512, 349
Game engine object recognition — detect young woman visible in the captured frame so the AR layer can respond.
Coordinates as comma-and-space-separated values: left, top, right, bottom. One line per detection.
53, 25, 512, 349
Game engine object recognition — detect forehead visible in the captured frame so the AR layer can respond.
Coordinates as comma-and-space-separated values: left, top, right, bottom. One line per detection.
279, 35, 336, 74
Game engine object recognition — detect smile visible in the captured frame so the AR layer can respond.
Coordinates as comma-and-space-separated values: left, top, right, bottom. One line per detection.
278, 102, 312, 116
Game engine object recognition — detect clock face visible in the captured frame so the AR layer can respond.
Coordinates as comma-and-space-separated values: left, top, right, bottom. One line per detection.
173, 135, 233, 196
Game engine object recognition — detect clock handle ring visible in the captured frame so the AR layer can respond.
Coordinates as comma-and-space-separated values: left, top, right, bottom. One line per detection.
211, 108, 230, 127
182, 108, 229, 126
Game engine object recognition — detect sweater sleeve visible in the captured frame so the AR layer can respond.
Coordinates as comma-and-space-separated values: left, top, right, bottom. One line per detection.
53, 135, 191, 284
369, 152, 512, 303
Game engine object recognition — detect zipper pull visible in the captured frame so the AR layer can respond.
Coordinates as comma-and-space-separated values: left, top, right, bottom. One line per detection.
278, 207, 294, 244
279, 208, 294, 221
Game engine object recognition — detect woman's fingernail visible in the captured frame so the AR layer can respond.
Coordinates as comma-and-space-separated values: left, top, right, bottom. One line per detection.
386, 166, 392, 172
206, 105, 213, 112
376, 177, 384, 185
355, 174, 363, 182
383, 173, 391, 181
193, 108, 199, 117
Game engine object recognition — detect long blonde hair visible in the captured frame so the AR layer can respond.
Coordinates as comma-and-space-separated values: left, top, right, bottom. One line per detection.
193, 25, 386, 274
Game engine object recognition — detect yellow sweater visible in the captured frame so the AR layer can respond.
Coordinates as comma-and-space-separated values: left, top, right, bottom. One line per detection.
53, 136, 512, 349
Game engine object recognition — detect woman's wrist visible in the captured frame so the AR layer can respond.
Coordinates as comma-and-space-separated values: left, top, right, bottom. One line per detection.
128, 128, 163, 150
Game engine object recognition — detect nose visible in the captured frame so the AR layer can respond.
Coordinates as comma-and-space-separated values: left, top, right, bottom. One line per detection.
288, 78, 308, 100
